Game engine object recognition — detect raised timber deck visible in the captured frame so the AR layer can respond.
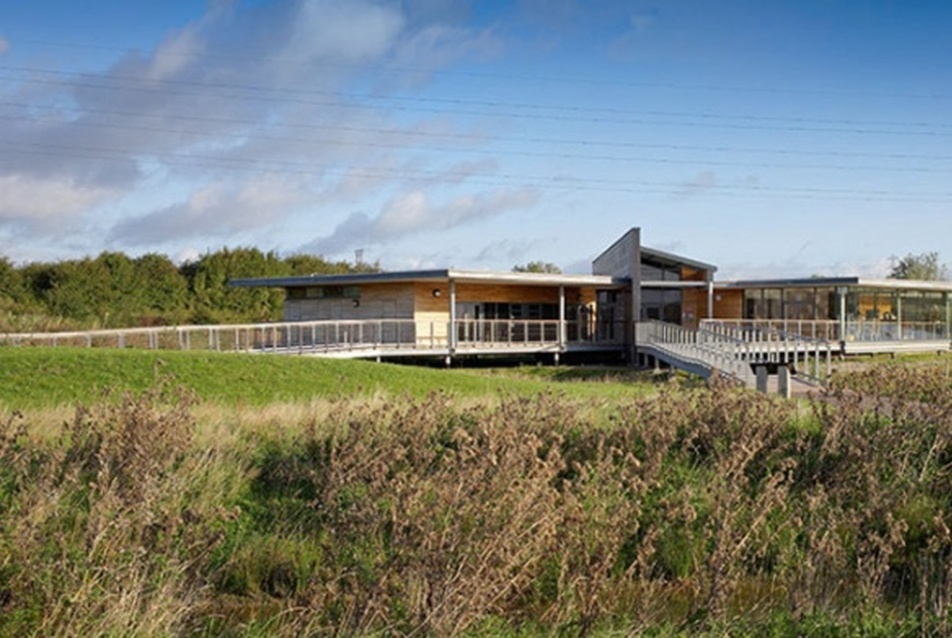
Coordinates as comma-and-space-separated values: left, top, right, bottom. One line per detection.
841, 340, 951, 355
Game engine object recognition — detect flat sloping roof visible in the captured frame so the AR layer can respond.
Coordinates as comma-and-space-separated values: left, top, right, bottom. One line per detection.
716, 276, 952, 292
230, 268, 627, 289
641, 245, 718, 273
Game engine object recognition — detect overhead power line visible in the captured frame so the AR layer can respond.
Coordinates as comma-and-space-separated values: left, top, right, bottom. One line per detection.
4, 99, 952, 165
1, 110, 950, 176
10, 38, 952, 101
2, 138, 951, 204
2, 66, 952, 136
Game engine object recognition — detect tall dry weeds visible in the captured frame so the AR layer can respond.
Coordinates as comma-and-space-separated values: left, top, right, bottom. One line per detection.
4, 361, 952, 635
0, 384, 228, 636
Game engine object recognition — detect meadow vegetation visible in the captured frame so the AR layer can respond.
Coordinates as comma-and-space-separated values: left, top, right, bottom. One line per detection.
2, 353, 952, 635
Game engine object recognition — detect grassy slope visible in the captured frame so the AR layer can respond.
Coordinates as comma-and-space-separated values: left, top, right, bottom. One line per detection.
0, 347, 653, 409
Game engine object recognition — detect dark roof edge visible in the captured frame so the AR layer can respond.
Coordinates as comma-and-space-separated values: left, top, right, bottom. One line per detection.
717, 276, 952, 291
230, 269, 627, 289
230, 269, 451, 288
641, 245, 718, 273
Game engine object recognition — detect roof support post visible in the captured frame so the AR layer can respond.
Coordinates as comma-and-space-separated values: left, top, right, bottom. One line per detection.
837, 287, 847, 342
449, 278, 457, 354
946, 292, 951, 340
707, 276, 714, 319
896, 291, 903, 340
558, 285, 566, 351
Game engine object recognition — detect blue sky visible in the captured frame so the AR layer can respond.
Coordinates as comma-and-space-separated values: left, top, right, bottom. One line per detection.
1, 0, 951, 279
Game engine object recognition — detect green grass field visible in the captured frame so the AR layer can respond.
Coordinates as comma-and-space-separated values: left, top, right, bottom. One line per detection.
0, 347, 656, 408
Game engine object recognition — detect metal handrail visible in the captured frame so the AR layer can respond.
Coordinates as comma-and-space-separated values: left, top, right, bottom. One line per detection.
636, 320, 754, 385
0, 318, 627, 354
639, 320, 834, 387
700, 320, 834, 386
700, 318, 951, 343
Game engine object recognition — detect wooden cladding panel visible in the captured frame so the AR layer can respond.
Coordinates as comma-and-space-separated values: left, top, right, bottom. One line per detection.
414, 283, 450, 315
284, 282, 415, 322
454, 283, 562, 304
416, 282, 590, 310
713, 289, 744, 320
681, 266, 711, 282
681, 288, 707, 329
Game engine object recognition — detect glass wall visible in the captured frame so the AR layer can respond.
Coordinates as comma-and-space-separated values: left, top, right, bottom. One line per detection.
744, 287, 841, 321
901, 291, 946, 322
784, 289, 815, 320
641, 289, 682, 323
738, 284, 950, 341
640, 259, 682, 282
846, 289, 897, 321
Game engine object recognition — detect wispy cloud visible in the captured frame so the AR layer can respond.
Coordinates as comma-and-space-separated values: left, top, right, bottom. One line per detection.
304, 186, 539, 254
474, 237, 540, 265
0, 175, 112, 226
108, 175, 312, 246
676, 170, 718, 197
629, 10, 660, 33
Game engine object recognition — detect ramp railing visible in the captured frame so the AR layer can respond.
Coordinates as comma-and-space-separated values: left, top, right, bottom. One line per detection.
638, 320, 834, 387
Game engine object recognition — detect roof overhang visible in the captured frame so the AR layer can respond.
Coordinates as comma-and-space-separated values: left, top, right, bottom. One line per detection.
715, 276, 952, 292
641, 245, 718, 274
230, 269, 628, 290
640, 280, 711, 288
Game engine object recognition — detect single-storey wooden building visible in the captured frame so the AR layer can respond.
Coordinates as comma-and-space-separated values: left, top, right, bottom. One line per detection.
231, 227, 952, 359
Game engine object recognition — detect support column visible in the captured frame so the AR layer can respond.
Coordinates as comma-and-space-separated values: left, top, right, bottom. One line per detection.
707, 276, 714, 319
558, 285, 566, 352
896, 291, 903, 341
777, 366, 791, 399
449, 278, 457, 354
946, 292, 951, 341
837, 287, 847, 342
756, 365, 769, 393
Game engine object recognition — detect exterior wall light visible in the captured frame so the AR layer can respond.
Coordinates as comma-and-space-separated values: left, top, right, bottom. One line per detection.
432, 289, 442, 298
352, 299, 360, 307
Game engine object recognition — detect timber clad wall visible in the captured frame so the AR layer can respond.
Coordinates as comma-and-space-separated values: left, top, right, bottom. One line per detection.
682, 267, 707, 282
413, 282, 450, 345
713, 289, 744, 320
455, 283, 562, 304
284, 282, 415, 322
681, 288, 705, 330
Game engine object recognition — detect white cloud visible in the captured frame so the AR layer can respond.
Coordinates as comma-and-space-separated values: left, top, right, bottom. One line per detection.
475, 238, 539, 264
147, 24, 205, 82
0, 175, 112, 222
109, 176, 312, 246
676, 170, 718, 197
281, 0, 405, 64
305, 187, 540, 254
380, 24, 502, 89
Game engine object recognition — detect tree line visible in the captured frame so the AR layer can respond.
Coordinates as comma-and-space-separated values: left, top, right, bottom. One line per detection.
0, 248, 376, 331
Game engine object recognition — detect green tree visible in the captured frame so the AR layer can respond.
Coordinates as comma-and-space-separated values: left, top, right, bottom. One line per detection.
512, 261, 562, 274
23, 257, 112, 325
0, 257, 26, 313
131, 253, 189, 324
182, 247, 289, 323
888, 252, 948, 281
